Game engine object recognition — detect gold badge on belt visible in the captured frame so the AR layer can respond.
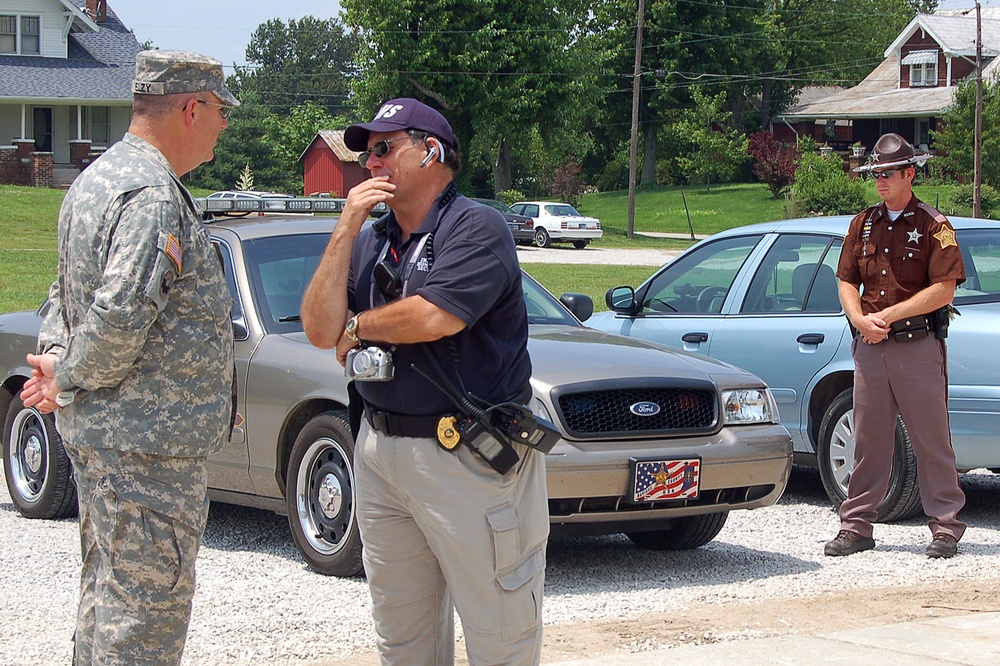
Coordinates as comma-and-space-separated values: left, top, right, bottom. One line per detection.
933, 226, 958, 249
437, 416, 461, 450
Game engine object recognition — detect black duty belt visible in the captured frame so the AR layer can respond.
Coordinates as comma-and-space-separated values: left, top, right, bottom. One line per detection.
890, 315, 932, 342
365, 408, 447, 439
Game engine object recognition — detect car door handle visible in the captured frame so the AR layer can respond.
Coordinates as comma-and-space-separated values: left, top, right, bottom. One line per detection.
682, 332, 709, 343
797, 333, 825, 345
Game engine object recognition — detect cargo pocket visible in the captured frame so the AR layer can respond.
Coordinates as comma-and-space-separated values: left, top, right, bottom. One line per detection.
486, 503, 547, 639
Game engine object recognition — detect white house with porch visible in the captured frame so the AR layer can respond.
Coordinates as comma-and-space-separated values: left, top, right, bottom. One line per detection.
0, 0, 140, 187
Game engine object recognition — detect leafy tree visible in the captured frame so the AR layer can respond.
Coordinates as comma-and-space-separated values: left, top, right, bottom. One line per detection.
186, 93, 292, 193
671, 87, 748, 191
235, 17, 360, 117
543, 156, 586, 207
341, 0, 600, 195
748, 131, 800, 199
790, 150, 867, 216
932, 78, 1000, 189
264, 102, 341, 183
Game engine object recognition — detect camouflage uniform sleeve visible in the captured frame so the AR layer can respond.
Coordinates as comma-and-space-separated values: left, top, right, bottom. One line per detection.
37, 279, 69, 356
54, 198, 182, 393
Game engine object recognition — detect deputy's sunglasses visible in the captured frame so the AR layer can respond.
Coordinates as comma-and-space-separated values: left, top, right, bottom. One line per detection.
196, 100, 235, 119
358, 137, 411, 168
870, 169, 901, 180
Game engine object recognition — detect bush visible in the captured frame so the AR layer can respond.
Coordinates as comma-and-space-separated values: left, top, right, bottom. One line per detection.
596, 155, 630, 192
496, 189, 525, 206
948, 183, 999, 218
748, 131, 799, 199
789, 151, 867, 216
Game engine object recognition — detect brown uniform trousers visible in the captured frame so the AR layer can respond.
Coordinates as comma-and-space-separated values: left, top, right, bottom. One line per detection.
840, 334, 966, 540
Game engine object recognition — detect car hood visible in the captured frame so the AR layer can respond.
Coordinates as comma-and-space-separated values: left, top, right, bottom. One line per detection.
526, 324, 761, 389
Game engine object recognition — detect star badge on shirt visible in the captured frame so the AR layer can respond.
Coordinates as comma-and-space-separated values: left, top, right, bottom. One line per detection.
933, 226, 958, 249
907, 229, 922, 244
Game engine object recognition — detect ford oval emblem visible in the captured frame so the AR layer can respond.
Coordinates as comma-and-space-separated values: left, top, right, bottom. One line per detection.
629, 401, 661, 416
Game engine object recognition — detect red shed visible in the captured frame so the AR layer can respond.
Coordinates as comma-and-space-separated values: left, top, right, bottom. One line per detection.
300, 129, 370, 197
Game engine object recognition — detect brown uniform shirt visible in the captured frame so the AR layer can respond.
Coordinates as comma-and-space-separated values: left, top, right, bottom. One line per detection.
837, 194, 965, 315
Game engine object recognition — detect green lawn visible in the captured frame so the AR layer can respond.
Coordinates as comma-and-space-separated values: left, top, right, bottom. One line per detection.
0, 180, 975, 315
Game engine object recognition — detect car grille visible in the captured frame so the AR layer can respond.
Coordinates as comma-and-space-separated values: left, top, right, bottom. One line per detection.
552, 380, 718, 439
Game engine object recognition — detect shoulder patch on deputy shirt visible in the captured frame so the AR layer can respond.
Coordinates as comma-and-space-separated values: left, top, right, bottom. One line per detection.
165, 234, 183, 274
933, 226, 958, 249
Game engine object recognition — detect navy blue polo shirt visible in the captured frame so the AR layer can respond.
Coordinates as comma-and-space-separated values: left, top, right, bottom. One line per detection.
347, 185, 531, 416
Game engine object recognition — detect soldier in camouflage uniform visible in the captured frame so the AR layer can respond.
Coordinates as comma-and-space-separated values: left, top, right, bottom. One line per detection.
20, 50, 238, 665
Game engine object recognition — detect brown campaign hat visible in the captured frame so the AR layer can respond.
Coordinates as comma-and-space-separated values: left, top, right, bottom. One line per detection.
853, 133, 931, 172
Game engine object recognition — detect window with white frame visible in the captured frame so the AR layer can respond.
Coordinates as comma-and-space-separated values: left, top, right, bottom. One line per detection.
0, 16, 16, 53
0, 14, 41, 54
21, 16, 39, 54
83, 106, 111, 145
903, 50, 938, 87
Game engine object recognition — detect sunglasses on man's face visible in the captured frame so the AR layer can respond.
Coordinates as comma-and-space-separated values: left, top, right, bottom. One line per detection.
358, 137, 411, 168
196, 99, 234, 119
871, 169, 901, 180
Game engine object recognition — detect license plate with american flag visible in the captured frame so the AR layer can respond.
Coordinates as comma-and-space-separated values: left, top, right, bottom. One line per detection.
630, 458, 701, 502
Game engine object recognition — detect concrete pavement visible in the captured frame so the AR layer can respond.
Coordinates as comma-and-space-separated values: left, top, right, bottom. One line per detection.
543, 611, 1000, 665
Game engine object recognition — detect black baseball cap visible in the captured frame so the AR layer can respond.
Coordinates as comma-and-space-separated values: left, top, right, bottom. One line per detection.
344, 98, 455, 151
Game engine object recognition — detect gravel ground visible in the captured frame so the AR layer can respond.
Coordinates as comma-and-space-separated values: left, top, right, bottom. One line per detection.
4, 467, 1000, 665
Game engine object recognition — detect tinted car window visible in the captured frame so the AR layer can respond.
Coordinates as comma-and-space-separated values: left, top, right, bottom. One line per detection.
956, 229, 1000, 304
742, 235, 842, 314
521, 273, 579, 326
640, 235, 762, 314
243, 233, 328, 333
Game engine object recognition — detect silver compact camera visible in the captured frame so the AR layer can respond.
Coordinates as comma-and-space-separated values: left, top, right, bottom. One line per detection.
345, 346, 394, 381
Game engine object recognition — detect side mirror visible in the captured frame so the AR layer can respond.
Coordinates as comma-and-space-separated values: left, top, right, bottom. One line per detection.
559, 293, 594, 322
232, 318, 249, 342
606, 286, 636, 313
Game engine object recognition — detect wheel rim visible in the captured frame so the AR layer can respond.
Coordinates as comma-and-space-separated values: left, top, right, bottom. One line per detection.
827, 408, 856, 496
7, 408, 48, 505
535, 229, 547, 246
293, 437, 355, 556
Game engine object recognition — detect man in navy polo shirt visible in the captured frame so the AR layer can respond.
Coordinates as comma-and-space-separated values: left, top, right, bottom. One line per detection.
302, 98, 547, 665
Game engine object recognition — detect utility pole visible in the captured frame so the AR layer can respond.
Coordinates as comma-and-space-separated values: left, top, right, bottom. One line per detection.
626, 0, 646, 240
974, 0, 983, 217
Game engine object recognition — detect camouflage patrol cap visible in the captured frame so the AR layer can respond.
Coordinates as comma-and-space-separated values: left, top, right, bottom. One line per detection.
132, 50, 240, 107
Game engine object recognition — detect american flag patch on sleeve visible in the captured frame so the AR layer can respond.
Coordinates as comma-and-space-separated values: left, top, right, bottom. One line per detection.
165, 234, 182, 274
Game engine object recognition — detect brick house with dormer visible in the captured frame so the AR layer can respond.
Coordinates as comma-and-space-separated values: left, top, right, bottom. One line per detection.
0, 0, 141, 187
775, 10, 1000, 158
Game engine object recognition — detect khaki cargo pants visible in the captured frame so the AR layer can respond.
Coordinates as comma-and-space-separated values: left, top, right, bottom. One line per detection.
355, 420, 549, 665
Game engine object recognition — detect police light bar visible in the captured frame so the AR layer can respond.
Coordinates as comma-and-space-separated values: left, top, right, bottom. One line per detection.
195, 196, 388, 216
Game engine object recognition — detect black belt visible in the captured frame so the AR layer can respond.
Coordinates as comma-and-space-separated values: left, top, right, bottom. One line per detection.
365, 408, 447, 439
890, 315, 931, 342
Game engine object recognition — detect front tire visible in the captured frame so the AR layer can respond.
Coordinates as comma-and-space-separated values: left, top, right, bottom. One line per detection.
817, 388, 922, 522
286, 411, 363, 577
534, 228, 552, 248
626, 512, 728, 551
3, 394, 77, 519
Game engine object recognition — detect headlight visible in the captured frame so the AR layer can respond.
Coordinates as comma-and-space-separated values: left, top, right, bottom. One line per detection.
721, 388, 778, 425
530, 398, 554, 424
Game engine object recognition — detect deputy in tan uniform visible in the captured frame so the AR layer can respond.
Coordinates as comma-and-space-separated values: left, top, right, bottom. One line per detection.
825, 133, 966, 559
21, 50, 237, 664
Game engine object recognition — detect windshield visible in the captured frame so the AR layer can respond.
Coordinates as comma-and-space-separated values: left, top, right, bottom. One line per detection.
955, 228, 1000, 305
544, 204, 581, 217
239, 232, 579, 333
478, 199, 512, 214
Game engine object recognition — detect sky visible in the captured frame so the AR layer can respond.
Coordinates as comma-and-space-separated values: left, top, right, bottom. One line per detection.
108, 1, 344, 72
107, 0, 997, 74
